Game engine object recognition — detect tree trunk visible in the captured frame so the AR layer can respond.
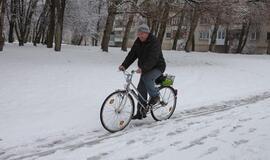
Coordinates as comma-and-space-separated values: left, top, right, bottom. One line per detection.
14, 0, 38, 46
121, 0, 138, 51
236, 21, 250, 53
92, 0, 102, 46
47, 0, 55, 48
54, 0, 66, 51
101, 4, 117, 52
209, 15, 220, 52
157, 2, 170, 45
192, 34, 195, 51
41, 28, 47, 44
0, 0, 6, 51
71, 30, 82, 45
224, 24, 230, 53
8, 0, 16, 43
8, 21, 15, 43
152, 0, 164, 36
121, 14, 134, 51
34, 0, 49, 46
150, 19, 159, 36
24, 0, 39, 43
185, 7, 200, 52
172, 8, 186, 50
267, 40, 270, 55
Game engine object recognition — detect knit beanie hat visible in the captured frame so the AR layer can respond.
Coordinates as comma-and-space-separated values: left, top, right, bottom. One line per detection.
137, 24, 150, 33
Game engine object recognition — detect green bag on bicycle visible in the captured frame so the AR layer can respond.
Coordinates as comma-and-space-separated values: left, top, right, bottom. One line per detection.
155, 74, 175, 86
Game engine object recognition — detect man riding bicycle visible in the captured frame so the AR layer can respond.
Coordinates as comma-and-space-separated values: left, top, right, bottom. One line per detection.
119, 24, 166, 120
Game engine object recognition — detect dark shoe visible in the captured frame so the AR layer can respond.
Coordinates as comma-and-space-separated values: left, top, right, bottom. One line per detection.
149, 96, 160, 106
132, 105, 148, 120
132, 113, 146, 120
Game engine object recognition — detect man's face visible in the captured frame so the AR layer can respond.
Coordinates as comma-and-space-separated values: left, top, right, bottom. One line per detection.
137, 32, 149, 42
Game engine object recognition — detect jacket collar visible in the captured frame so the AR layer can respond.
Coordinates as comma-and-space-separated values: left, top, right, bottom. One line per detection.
136, 33, 154, 44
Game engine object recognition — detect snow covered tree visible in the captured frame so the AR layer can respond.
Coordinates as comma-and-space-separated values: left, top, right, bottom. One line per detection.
64, 0, 107, 46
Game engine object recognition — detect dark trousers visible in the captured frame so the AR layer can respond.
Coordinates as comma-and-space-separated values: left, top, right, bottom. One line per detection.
136, 69, 162, 112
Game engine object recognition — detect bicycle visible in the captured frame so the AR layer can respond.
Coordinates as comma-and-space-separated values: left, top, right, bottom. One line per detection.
100, 70, 178, 133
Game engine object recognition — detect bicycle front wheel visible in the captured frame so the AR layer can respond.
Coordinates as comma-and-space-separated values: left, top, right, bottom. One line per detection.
151, 86, 177, 121
100, 90, 134, 133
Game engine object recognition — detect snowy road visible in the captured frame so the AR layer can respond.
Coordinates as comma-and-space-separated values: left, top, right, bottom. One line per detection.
1, 91, 270, 160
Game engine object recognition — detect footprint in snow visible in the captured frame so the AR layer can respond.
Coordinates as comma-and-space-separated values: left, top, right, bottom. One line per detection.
248, 128, 256, 133
239, 118, 252, 122
179, 136, 208, 151
126, 140, 136, 145
199, 147, 218, 157
166, 128, 187, 137
136, 148, 165, 160
233, 139, 249, 147
230, 125, 243, 132
170, 141, 182, 147
87, 152, 109, 160
208, 130, 220, 137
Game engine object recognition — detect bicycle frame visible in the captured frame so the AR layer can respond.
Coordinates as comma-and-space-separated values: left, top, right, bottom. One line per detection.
122, 70, 149, 110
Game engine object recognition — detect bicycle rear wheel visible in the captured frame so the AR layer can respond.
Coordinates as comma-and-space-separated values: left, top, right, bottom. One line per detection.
151, 86, 177, 121
100, 90, 134, 133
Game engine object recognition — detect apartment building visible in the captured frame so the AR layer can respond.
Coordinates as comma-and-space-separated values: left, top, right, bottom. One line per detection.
110, 14, 270, 54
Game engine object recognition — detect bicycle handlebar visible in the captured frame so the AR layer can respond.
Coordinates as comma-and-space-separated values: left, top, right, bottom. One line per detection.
122, 70, 136, 75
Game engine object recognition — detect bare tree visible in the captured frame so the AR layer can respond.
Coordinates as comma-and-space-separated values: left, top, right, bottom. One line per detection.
172, 3, 187, 50
0, 0, 6, 51
121, 0, 138, 51
236, 20, 251, 53
185, 5, 200, 52
33, 0, 50, 46
14, 0, 39, 46
157, 1, 170, 44
54, 0, 66, 51
101, 0, 122, 52
92, 0, 106, 46
208, 8, 221, 52
6, 0, 16, 43
47, 0, 55, 48
234, 0, 265, 53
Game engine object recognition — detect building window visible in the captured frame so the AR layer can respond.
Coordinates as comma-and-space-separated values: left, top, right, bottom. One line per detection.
217, 31, 225, 39
166, 32, 172, 38
199, 31, 209, 40
267, 32, 270, 40
171, 17, 180, 26
250, 32, 257, 41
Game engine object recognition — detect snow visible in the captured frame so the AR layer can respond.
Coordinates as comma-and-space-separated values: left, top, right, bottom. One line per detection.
0, 43, 270, 160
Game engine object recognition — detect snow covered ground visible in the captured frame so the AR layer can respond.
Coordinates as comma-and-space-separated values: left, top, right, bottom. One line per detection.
0, 43, 270, 160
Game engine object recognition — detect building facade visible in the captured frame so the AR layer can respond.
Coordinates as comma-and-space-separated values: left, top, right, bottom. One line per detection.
109, 14, 270, 54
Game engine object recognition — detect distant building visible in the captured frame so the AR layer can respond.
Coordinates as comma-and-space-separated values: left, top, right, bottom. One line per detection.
110, 14, 270, 54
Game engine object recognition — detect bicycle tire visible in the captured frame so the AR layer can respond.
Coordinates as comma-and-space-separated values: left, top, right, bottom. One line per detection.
100, 90, 135, 133
151, 86, 177, 121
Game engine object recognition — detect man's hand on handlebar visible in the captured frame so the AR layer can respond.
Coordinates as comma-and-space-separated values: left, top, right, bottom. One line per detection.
136, 68, 142, 74
119, 65, 125, 71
